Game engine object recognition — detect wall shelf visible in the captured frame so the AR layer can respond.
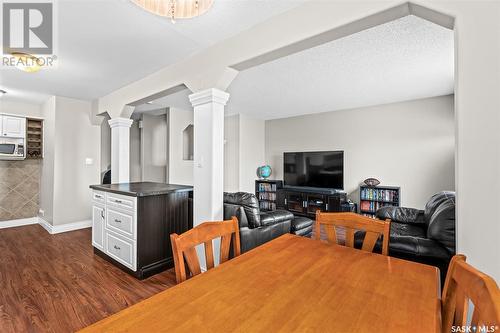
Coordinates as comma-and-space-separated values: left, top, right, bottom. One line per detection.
26, 118, 43, 159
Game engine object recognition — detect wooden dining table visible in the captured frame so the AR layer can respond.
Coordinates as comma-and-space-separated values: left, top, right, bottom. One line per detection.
80, 234, 441, 332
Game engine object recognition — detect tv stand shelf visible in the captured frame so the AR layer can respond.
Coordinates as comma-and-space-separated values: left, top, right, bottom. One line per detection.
276, 186, 348, 218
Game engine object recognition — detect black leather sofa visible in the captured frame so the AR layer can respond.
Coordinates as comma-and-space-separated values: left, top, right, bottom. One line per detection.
223, 192, 312, 253
358, 191, 456, 281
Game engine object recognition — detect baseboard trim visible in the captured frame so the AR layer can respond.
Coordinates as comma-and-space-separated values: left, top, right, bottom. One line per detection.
0, 217, 38, 229
38, 217, 92, 234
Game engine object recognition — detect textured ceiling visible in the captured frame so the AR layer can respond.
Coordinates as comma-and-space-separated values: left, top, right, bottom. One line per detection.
0, 0, 305, 104
226, 15, 454, 120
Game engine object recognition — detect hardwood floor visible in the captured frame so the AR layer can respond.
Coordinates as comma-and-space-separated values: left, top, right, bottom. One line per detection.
0, 225, 176, 333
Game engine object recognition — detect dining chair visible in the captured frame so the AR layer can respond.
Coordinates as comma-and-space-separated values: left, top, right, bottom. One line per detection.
170, 216, 241, 283
315, 212, 390, 255
441, 254, 500, 333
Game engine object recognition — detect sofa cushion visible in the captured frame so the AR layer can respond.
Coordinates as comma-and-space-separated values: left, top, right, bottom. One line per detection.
376, 206, 425, 225
260, 210, 294, 227
390, 221, 426, 238
291, 216, 313, 232
224, 192, 261, 228
388, 236, 452, 261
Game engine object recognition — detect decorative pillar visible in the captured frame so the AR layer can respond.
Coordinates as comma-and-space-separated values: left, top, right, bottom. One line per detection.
108, 117, 133, 183
189, 89, 229, 226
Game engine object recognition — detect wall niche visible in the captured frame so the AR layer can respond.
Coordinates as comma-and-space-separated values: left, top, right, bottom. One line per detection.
183, 124, 194, 161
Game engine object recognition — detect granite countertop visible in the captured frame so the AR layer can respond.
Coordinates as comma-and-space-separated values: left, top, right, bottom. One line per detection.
90, 182, 193, 197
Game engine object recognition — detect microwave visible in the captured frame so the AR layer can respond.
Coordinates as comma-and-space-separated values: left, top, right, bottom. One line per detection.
0, 138, 25, 160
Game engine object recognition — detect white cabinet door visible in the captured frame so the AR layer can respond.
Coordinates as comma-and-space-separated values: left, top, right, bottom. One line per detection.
2, 116, 26, 138
0, 117, 3, 136
92, 205, 105, 251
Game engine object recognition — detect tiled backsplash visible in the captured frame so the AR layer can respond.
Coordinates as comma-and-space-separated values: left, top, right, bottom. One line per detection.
0, 160, 40, 222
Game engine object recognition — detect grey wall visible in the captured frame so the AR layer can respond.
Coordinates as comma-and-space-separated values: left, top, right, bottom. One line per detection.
141, 114, 167, 183
265, 95, 455, 208
39, 96, 100, 226
52, 97, 101, 225
100, 113, 111, 175
168, 108, 194, 185
224, 114, 240, 192
40, 97, 56, 223
129, 119, 141, 182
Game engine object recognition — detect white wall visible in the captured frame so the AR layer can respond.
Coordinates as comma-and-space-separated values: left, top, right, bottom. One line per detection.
168, 108, 194, 185
266, 95, 455, 208
449, 1, 500, 282
239, 114, 265, 193
39, 97, 56, 223
52, 97, 101, 225
224, 114, 240, 192
0, 100, 42, 118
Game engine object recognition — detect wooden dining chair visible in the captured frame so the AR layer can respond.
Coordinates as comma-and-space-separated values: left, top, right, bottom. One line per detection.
315, 212, 390, 255
441, 254, 500, 333
170, 217, 241, 283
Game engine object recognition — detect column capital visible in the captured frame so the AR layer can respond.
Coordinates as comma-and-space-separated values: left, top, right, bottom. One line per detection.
189, 88, 230, 107
108, 117, 133, 129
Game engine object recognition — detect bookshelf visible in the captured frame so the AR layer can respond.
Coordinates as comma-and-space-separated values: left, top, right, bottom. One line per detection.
255, 180, 283, 211
359, 185, 400, 217
26, 118, 43, 159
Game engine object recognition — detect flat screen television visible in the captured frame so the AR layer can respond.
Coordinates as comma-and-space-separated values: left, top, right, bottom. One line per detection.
283, 151, 344, 189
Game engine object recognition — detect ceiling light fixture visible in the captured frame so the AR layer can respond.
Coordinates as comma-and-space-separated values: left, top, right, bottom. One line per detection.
146, 101, 153, 104
0, 90, 6, 97
131, 0, 214, 23
11, 52, 42, 73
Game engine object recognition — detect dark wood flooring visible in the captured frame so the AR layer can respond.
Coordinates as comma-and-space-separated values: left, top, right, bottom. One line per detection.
0, 225, 176, 333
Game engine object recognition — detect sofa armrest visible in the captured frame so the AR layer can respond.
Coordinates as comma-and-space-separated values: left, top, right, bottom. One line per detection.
376, 206, 425, 224
223, 204, 249, 228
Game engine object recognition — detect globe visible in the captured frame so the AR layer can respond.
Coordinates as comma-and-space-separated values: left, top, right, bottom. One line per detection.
257, 165, 272, 179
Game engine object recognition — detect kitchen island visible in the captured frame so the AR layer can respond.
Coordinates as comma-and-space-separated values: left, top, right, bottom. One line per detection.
89, 182, 193, 279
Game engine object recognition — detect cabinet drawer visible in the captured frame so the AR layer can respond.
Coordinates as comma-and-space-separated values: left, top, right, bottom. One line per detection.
93, 191, 106, 204
106, 208, 135, 240
105, 231, 136, 271
107, 193, 135, 211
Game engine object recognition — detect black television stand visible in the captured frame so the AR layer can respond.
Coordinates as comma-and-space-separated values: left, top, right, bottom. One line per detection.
277, 186, 348, 218
282, 186, 345, 195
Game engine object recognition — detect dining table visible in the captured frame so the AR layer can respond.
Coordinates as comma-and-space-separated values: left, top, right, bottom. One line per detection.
79, 233, 441, 332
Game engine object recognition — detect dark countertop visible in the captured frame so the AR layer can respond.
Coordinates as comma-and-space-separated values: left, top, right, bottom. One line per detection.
90, 182, 193, 197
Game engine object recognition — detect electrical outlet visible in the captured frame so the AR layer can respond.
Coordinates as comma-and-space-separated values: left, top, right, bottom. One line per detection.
39, 209, 45, 217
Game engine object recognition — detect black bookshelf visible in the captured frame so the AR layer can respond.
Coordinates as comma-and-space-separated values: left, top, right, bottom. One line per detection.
359, 185, 400, 217
255, 180, 283, 211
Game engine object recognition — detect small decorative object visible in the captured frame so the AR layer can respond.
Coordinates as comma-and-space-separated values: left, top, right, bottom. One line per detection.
257, 165, 272, 179
363, 178, 380, 187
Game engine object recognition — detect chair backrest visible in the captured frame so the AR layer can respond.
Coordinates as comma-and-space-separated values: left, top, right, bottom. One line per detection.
315, 212, 390, 255
442, 254, 500, 333
170, 217, 241, 283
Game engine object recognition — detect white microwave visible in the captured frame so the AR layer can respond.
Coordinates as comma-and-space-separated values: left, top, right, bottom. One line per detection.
0, 138, 25, 160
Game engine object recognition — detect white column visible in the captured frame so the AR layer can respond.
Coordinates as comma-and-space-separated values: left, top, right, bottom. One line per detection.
189, 88, 229, 226
109, 117, 133, 183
